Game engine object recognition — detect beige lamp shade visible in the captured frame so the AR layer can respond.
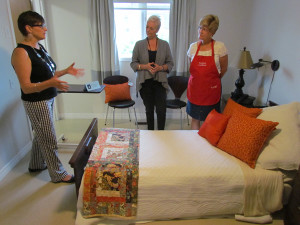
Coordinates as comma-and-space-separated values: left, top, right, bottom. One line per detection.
237, 47, 253, 69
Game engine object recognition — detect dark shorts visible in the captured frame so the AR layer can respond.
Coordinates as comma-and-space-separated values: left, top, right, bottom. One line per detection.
186, 100, 220, 121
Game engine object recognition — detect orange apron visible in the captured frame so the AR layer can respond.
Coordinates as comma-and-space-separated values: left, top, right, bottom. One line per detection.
187, 40, 221, 105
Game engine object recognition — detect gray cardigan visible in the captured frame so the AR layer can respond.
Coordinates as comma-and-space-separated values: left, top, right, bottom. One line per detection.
130, 38, 174, 92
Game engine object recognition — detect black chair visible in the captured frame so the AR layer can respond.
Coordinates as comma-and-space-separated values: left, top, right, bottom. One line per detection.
103, 75, 138, 128
166, 75, 189, 129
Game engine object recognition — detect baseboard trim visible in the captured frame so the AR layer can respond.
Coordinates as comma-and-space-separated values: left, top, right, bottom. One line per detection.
0, 141, 32, 182
57, 111, 188, 120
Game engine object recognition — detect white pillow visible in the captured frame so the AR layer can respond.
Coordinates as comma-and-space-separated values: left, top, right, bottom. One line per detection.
257, 102, 300, 170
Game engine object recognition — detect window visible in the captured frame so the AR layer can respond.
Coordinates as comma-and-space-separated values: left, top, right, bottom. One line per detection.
113, 0, 171, 60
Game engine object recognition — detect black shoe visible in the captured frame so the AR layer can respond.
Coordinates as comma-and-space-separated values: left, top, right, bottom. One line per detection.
28, 166, 47, 172
53, 175, 75, 184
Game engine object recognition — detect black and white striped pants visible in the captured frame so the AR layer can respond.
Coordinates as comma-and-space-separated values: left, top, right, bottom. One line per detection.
23, 98, 68, 182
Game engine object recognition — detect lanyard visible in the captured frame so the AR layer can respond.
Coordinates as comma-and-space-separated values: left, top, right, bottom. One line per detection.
31, 45, 55, 75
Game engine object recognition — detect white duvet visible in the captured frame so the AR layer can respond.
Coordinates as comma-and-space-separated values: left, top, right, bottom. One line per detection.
76, 130, 283, 224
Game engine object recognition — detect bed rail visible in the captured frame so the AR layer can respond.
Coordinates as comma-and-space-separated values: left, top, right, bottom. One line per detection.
69, 118, 98, 197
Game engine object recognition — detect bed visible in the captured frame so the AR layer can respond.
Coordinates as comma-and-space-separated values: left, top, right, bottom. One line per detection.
69, 101, 300, 224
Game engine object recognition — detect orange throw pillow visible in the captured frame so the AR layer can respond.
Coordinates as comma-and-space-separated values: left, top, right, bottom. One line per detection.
198, 109, 231, 146
223, 98, 262, 118
104, 82, 131, 103
217, 111, 279, 168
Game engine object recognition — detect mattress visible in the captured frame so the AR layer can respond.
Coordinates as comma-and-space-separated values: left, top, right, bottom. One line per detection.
76, 130, 283, 224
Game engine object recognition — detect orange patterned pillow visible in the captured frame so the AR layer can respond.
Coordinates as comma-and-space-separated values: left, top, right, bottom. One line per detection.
104, 82, 131, 103
217, 111, 279, 168
223, 98, 262, 117
198, 109, 231, 146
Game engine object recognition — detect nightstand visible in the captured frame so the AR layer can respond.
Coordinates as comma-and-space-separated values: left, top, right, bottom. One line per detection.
285, 165, 300, 225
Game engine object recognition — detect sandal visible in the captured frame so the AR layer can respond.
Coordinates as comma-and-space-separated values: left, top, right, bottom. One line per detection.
28, 166, 47, 172
53, 175, 75, 183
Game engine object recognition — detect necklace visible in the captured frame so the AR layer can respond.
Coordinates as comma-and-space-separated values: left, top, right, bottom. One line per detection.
31, 44, 55, 75
147, 37, 158, 51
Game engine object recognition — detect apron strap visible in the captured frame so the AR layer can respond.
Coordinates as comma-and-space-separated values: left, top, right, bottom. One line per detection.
192, 40, 215, 64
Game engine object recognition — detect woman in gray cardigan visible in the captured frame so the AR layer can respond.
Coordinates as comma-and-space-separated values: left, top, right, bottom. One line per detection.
130, 15, 174, 130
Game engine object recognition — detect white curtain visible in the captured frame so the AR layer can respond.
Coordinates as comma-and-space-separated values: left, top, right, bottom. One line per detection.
169, 0, 197, 77
89, 0, 120, 83
31, 0, 48, 50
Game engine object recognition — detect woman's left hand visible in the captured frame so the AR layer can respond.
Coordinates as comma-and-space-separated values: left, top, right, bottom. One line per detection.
66, 62, 84, 77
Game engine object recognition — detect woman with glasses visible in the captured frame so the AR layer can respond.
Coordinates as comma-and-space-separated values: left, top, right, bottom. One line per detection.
11, 11, 84, 183
131, 15, 174, 130
186, 14, 228, 130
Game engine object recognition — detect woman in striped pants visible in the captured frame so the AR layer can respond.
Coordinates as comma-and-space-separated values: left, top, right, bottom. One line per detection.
11, 11, 84, 183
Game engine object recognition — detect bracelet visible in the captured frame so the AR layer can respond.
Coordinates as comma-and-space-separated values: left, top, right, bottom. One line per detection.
161, 65, 164, 71
138, 64, 141, 70
34, 82, 40, 92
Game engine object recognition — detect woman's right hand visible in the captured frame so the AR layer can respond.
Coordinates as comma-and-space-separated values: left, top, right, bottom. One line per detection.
51, 75, 69, 92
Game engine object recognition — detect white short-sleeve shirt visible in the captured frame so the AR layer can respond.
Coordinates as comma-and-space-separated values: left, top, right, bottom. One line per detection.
187, 41, 228, 73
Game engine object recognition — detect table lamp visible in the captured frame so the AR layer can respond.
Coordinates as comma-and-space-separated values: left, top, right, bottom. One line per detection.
231, 47, 253, 100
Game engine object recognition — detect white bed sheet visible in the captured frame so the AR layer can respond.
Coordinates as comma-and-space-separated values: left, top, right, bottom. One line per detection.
137, 130, 244, 219
75, 130, 283, 225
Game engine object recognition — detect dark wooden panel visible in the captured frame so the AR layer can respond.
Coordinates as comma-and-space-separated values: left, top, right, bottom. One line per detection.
69, 118, 98, 197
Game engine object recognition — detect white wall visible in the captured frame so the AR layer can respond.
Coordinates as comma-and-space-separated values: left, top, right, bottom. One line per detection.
42, 0, 101, 119
0, 0, 32, 180
245, 0, 300, 105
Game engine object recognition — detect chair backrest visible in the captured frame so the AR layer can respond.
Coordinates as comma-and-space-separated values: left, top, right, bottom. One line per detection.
103, 75, 129, 85
168, 76, 189, 99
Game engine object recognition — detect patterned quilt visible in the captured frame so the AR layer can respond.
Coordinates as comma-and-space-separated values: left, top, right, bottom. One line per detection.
82, 128, 139, 218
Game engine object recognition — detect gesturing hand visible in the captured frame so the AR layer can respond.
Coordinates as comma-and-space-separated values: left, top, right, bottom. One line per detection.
66, 62, 84, 78
52, 76, 69, 92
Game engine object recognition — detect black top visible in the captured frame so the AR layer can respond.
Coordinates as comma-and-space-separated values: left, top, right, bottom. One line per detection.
16, 43, 57, 102
148, 50, 157, 64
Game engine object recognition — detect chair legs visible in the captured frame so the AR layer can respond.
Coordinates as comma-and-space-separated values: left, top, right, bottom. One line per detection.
168, 107, 189, 129
186, 113, 190, 126
133, 107, 139, 129
128, 108, 131, 122
179, 108, 189, 129
113, 107, 116, 128
104, 106, 139, 129
180, 108, 183, 130
105, 105, 109, 125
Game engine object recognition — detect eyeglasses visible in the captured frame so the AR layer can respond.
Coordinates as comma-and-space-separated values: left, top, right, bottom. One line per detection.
198, 26, 210, 32
31, 24, 46, 28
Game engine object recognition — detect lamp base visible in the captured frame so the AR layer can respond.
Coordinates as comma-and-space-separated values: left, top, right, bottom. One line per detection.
231, 89, 244, 101
231, 69, 245, 100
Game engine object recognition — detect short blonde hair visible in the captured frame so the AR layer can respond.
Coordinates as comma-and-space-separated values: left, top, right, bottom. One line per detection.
147, 15, 161, 31
199, 14, 219, 34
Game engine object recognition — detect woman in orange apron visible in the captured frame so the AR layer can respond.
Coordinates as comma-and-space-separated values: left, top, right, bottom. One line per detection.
187, 14, 228, 130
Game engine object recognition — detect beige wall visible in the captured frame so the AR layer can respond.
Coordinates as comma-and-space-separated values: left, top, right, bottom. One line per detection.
9, 0, 32, 43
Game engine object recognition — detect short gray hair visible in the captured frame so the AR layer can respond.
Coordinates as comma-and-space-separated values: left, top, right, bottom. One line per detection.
147, 15, 161, 31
